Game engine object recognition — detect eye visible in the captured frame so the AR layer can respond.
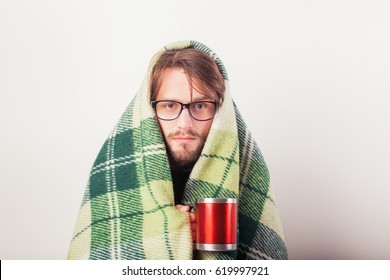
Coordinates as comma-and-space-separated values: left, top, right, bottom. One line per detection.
193, 102, 207, 110
164, 102, 177, 110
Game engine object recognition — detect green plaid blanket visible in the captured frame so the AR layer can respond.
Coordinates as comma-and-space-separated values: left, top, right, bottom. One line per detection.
68, 41, 288, 260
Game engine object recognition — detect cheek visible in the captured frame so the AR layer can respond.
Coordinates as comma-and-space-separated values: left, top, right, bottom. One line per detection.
157, 120, 172, 139
197, 121, 213, 138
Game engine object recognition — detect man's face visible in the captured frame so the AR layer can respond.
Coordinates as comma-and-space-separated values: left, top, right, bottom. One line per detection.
154, 68, 215, 169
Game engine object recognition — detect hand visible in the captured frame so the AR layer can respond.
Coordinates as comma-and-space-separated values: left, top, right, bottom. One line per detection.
176, 204, 196, 243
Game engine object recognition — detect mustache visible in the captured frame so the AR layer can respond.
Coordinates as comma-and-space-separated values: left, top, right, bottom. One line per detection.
168, 129, 200, 138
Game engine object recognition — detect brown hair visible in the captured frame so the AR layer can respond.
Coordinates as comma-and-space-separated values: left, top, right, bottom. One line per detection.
150, 48, 225, 107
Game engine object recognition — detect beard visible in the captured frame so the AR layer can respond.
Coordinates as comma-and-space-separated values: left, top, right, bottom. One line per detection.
165, 128, 206, 168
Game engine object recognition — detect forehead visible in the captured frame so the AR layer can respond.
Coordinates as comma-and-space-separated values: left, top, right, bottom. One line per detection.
155, 68, 215, 102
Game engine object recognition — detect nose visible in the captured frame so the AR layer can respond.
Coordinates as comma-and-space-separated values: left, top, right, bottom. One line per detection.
176, 106, 193, 128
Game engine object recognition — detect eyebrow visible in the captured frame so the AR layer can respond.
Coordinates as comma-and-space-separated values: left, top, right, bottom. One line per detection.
155, 99, 215, 103
191, 94, 216, 102
191, 98, 215, 102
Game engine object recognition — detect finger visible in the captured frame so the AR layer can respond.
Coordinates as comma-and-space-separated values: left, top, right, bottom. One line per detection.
189, 212, 196, 222
175, 204, 183, 210
191, 229, 196, 242
175, 204, 190, 212
191, 221, 196, 242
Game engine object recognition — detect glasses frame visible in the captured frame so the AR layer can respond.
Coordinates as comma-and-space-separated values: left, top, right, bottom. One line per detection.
151, 100, 217, 121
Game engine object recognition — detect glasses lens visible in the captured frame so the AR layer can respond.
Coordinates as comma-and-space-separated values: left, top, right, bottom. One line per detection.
190, 101, 216, 120
155, 101, 181, 120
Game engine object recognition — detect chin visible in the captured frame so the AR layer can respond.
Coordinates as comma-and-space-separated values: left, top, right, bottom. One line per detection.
173, 154, 197, 162
171, 149, 200, 162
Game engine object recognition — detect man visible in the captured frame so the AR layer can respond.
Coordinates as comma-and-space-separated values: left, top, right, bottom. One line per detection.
150, 48, 225, 242
68, 41, 287, 260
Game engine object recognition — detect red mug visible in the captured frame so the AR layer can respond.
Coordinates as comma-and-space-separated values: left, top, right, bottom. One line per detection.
195, 198, 238, 251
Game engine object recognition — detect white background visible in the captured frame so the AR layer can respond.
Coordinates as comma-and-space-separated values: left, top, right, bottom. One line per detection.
0, 0, 389, 259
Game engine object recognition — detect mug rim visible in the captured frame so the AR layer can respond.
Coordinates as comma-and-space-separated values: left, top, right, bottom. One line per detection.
196, 198, 237, 204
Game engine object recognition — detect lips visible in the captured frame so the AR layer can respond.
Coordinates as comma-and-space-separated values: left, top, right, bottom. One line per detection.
173, 136, 196, 142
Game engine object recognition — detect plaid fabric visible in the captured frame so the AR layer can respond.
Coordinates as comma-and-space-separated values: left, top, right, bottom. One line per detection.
68, 40, 288, 260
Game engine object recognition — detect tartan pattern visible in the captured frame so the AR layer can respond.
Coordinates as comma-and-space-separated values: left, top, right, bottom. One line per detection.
68, 41, 288, 260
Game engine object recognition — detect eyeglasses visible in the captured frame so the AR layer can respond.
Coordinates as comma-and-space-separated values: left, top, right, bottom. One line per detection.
151, 100, 217, 121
